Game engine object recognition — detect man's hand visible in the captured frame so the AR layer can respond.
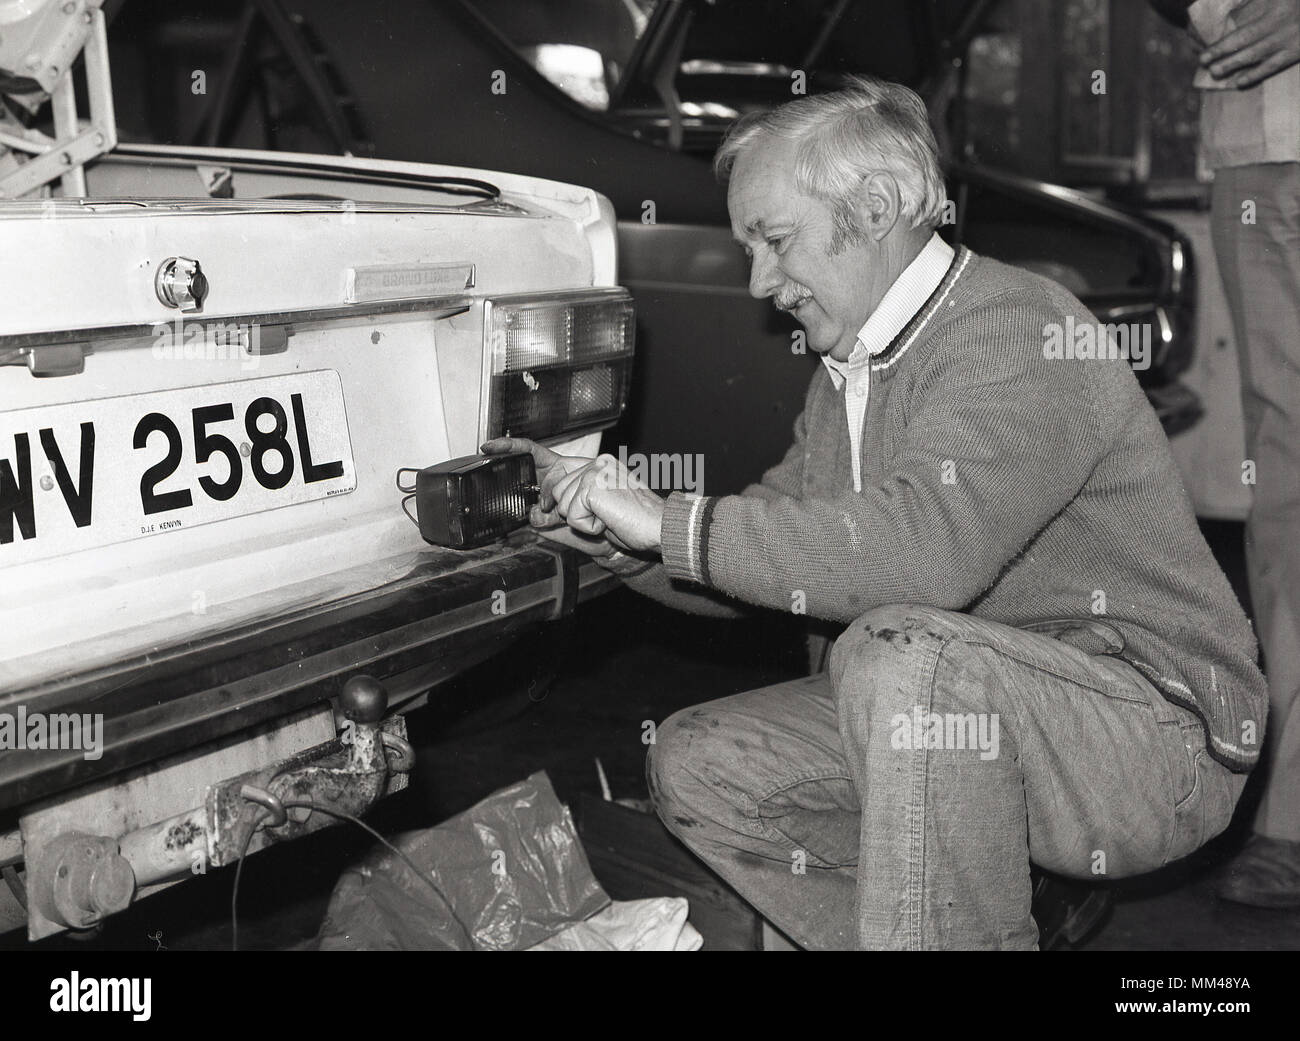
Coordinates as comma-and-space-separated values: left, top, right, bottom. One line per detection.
538, 454, 666, 554
1202, 0, 1300, 88
480, 436, 617, 558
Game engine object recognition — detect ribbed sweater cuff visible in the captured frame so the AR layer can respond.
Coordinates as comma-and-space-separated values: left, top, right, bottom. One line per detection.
660, 492, 717, 586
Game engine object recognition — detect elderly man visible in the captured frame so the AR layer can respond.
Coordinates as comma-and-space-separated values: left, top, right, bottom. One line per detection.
486, 75, 1267, 950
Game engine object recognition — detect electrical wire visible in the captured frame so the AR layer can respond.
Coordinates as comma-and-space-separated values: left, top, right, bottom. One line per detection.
230, 796, 463, 951
229, 810, 263, 952
400, 493, 420, 528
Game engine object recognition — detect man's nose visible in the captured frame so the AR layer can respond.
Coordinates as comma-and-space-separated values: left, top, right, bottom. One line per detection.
748, 251, 782, 300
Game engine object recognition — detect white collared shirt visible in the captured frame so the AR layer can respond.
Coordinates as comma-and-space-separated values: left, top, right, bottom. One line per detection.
821, 232, 955, 492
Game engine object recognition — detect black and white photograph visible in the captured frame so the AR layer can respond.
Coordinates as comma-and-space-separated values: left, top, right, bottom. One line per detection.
0, 0, 1296, 997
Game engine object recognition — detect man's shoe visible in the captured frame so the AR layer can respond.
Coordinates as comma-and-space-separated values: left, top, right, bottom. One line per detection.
1218, 835, 1300, 908
1032, 872, 1113, 949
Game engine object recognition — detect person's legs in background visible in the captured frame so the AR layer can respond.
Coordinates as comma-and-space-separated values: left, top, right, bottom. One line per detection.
1211, 162, 1300, 906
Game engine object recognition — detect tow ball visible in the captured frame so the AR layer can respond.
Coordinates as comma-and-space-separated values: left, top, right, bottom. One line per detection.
215, 676, 415, 855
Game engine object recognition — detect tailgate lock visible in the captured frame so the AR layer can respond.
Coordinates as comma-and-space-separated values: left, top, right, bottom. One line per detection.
155, 256, 209, 313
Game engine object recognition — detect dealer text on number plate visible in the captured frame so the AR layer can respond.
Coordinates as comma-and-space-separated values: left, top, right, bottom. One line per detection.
1, 370, 356, 567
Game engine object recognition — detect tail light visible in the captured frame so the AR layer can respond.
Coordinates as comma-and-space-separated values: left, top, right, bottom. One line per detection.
399, 453, 539, 550
482, 288, 634, 442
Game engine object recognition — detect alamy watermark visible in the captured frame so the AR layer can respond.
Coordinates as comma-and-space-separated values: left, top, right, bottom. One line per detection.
890, 705, 1000, 761
50, 973, 150, 1021
151, 314, 262, 370
1042, 316, 1151, 371
0, 708, 104, 761
596, 446, 705, 495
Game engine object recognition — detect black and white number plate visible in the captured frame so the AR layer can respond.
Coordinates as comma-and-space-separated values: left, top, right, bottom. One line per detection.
1, 370, 356, 567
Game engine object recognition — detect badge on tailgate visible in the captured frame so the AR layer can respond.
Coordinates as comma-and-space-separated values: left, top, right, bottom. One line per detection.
1, 370, 356, 567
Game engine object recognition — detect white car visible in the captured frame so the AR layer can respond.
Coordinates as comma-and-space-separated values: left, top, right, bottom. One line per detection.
0, 2, 632, 940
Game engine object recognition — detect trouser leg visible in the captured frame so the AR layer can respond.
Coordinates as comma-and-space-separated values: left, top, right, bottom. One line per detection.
829, 605, 1245, 949
646, 674, 859, 949
1212, 162, 1300, 840
649, 605, 1245, 949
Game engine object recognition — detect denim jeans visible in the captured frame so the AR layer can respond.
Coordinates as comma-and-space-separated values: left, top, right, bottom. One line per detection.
647, 604, 1247, 949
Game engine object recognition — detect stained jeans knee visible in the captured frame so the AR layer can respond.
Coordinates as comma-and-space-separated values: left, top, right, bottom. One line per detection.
646, 705, 735, 840
644, 684, 862, 949
829, 604, 958, 721
647, 686, 857, 863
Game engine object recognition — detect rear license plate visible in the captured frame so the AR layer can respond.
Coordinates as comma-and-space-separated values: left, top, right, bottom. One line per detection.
1, 370, 356, 567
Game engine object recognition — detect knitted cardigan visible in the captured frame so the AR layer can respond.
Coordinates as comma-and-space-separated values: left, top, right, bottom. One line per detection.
618, 247, 1267, 771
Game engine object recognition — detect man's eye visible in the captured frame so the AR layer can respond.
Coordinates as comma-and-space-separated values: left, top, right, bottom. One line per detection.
767, 236, 787, 253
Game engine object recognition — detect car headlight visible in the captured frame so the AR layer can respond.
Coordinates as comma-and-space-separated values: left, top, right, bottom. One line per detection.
481, 288, 634, 442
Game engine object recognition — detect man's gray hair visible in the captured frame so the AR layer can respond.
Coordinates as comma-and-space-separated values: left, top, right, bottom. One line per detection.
714, 75, 947, 241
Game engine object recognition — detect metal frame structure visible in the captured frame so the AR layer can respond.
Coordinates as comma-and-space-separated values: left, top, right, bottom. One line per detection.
0, 4, 117, 199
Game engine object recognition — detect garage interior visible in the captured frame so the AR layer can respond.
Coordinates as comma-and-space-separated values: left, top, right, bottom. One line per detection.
2, 0, 1298, 956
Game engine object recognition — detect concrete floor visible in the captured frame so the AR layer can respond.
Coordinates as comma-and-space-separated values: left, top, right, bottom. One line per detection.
5, 519, 1297, 951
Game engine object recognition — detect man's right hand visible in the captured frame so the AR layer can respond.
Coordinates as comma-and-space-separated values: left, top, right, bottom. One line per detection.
480, 436, 617, 559
1202, 0, 1300, 88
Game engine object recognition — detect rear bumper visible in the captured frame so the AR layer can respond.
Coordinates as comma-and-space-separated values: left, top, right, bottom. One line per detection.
0, 533, 617, 813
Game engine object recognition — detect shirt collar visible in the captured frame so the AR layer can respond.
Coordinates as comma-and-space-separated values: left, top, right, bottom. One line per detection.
822, 232, 955, 389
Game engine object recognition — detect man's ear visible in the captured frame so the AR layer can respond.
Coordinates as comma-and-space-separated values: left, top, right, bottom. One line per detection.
858, 172, 902, 242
